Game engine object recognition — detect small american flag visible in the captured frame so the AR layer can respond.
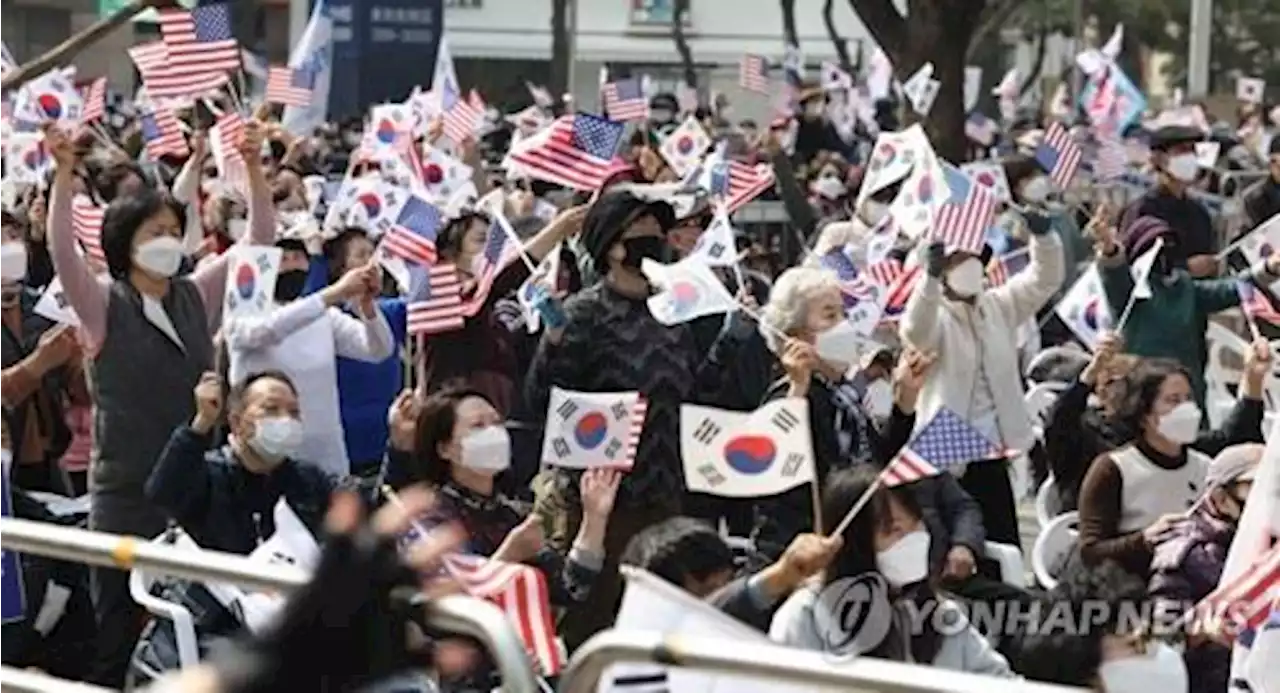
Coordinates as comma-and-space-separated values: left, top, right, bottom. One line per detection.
864, 258, 905, 288
1237, 280, 1280, 326
211, 112, 248, 194
986, 248, 1031, 287
739, 54, 769, 93
1092, 132, 1128, 182
71, 196, 105, 263
442, 554, 564, 676
264, 65, 314, 106
508, 114, 625, 191
1034, 122, 1083, 189
602, 78, 649, 122
407, 264, 466, 336
463, 217, 521, 317
140, 109, 189, 160
384, 196, 441, 266
819, 247, 875, 309
131, 41, 228, 100
708, 160, 776, 212
934, 164, 996, 254
1196, 544, 1280, 632
127, 42, 168, 74
80, 77, 107, 123
157, 3, 240, 73
884, 408, 1005, 487
879, 265, 922, 324
443, 89, 486, 145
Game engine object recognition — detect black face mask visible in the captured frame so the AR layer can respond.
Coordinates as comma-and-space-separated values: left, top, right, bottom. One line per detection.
274, 269, 308, 302
620, 236, 667, 269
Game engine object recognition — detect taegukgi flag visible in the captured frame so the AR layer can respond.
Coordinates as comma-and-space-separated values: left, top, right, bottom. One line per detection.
541, 387, 646, 469
680, 400, 814, 497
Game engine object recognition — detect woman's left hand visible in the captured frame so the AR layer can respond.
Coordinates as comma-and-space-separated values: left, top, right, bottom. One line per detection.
240, 120, 266, 171
1242, 337, 1273, 398
580, 468, 622, 522
891, 347, 936, 414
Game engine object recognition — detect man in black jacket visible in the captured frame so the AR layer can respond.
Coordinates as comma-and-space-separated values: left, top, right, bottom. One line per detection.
1241, 137, 1280, 232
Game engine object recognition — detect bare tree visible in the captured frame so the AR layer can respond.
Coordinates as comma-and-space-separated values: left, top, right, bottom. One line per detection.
822, 0, 856, 75
672, 0, 697, 88
780, 0, 800, 50
549, 0, 571, 103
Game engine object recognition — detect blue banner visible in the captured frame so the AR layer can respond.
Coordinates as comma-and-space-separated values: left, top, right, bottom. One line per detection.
2, 466, 25, 624
327, 0, 444, 121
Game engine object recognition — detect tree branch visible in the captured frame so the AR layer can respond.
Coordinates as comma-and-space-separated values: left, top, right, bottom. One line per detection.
2, 0, 170, 93
964, 0, 1025, 62
1019, 23, 1050, 96
848, 0, 907, 64
823, 0, 856, 74
671, 0, 696, 88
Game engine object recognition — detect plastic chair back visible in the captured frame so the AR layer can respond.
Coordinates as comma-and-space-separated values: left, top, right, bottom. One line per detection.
128, 530, 203, 672
1032, 512, 1079, 590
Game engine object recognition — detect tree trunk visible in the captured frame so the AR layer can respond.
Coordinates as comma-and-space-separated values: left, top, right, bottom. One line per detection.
822, 0, 855, 75
781, 0, 800, 49
1018, 24, 1049, 97
849, 0, 983, 162
1, 0, 168, 92
548, 0, 571, 104
672, 0, 696, 88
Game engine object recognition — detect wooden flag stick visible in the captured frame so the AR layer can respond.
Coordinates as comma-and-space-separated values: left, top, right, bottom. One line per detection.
1, 0, 171, 93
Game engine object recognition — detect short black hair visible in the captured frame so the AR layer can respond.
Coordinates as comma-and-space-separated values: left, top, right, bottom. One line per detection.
100, 189, 187, 280
95, 161, 149, 202
322, 227, 371, 282
227, 370, 298, 421
621, 517, 734, 587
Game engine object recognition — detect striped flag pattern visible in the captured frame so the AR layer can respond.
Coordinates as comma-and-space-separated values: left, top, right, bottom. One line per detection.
443, 89, 486, 145
384, 196, 440, 266
1034, 121, 1083, 189
863, 258, 905, 288
1196, 544, 1280, 632
463, 217, 522, 317
1237, 280, 1280, 326
625, 396, 648, 466
884, 408, 1006, 487
818, 247, 874, 309
80, 77, 107, 123
140, 109, 189, 160
933, 164, 996, 254
211, 112, 248, 194
986, 248, 1031, 287
265, 66, 314, 106
407, 264, 466, 336
157, 3, 240, 73
71, 196, 105, 263
127, 42, 168, 74
707, 159, 775, 212
879, 265, 923, 323
602, 78, 649, 122
508, 114, 625, 191
131, 43, 228, 100
739, 54, 769, 93
442, 554, 564, 676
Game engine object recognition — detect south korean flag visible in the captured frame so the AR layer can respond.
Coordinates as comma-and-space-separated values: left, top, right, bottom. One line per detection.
686, 206, 738, 268
680, 400, 815, 498
541, 387, 647, 470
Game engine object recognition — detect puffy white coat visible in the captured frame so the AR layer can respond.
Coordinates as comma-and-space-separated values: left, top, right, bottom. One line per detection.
898, 232, 1065, 451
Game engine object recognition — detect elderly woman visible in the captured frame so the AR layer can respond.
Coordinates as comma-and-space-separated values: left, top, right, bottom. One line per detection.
898, 206, 1065, 546
753, 266, 928, 562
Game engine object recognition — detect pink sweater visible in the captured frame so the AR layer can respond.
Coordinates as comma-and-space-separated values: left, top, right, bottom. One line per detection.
60, 404, 93, 472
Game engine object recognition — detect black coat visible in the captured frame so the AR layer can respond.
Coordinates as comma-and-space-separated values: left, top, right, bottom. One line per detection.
1, 288, 70, 466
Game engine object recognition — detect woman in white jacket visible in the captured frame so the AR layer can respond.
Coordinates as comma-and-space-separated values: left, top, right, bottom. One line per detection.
225, 239, 395, 477
897, 214, 1065, 546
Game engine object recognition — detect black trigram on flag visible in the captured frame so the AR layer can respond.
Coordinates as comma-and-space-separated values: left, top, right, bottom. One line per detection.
781, 452, 806, 477
556, 399, 579, 421
692, 417, 722, 445
609, 400, 630, 421
706, 241, 727, 260
696, 463, 726, 487
54, 291, 69, 309
550, 437, 571, 458
771, 406, 801, 434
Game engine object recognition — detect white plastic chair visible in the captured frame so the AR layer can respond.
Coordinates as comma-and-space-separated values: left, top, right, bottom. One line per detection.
1206, 322, 1248, 429
128, 530, 203, 676
717, 517, 756, 565
983, 541, 1025, 587
1031, 512, 1079, 591
1023, 383, 1064, 441
1034, 477, 1059, 529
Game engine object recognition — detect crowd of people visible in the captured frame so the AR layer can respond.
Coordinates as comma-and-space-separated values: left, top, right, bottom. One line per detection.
3, 26, 1280, 693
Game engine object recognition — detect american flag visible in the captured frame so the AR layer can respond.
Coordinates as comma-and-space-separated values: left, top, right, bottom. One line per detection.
739, 54, 769, 93
864, 258, 905, 288
211, 112, 248, 194
883, 407, 1005, 487
625, 396, 647, 465
80, 77, 107, 123
602, 77, 649, 122
1237, 280, 1280, 326
708, 160, 776, 212
463, 217, 521, 317
407, 264, 466, 336
933, 164, 996, 254
264, 65, 314, 106
1034, 122, 1083, 189
1092, 132, 1128, 182
130, 41, 228, 100
986, 248, 1031, 287
157, 3, 240, 73
879, 265, 922, 324
1196, 544, 1280, 633
443, 89, 486, 145
383, 196, 440, 266
508, 114, 625, 191
71, 196, 105, 263
819, 247, 875, 309
442, 554, 564, 676
139, 109, 190, 160
127, 42, 167, 74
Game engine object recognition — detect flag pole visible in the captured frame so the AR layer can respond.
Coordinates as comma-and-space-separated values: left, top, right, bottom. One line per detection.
829, 467, 888, 538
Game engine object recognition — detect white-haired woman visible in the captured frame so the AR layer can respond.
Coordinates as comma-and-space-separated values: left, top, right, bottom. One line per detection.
752, 266, 932, 563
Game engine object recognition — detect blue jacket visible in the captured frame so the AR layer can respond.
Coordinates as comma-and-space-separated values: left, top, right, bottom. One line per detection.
145, 426, 334, 555
304, 257, 408, 469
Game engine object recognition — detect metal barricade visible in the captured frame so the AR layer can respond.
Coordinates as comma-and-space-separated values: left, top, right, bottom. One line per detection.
559, 630, 1088, 693
0, 517, 539, 693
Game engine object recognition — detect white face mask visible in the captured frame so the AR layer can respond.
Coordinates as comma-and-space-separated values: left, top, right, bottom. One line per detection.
458, 425, 511, 472
945, 257, 985, 298
814, 320, 863, 370
134, 236, 185, 278
1165, 153, 1201, 183
249, 416, 304, 463
1156, 401, 1201, 445
862, 201, 889, 226
226, 219, 248, 241
1098, 643, 1189, 693
1020, 176, 1052, 203
812, 176, 846, 201
1, 242, 28, 283
862, 379, 894, 420
875, 529, 931, 587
